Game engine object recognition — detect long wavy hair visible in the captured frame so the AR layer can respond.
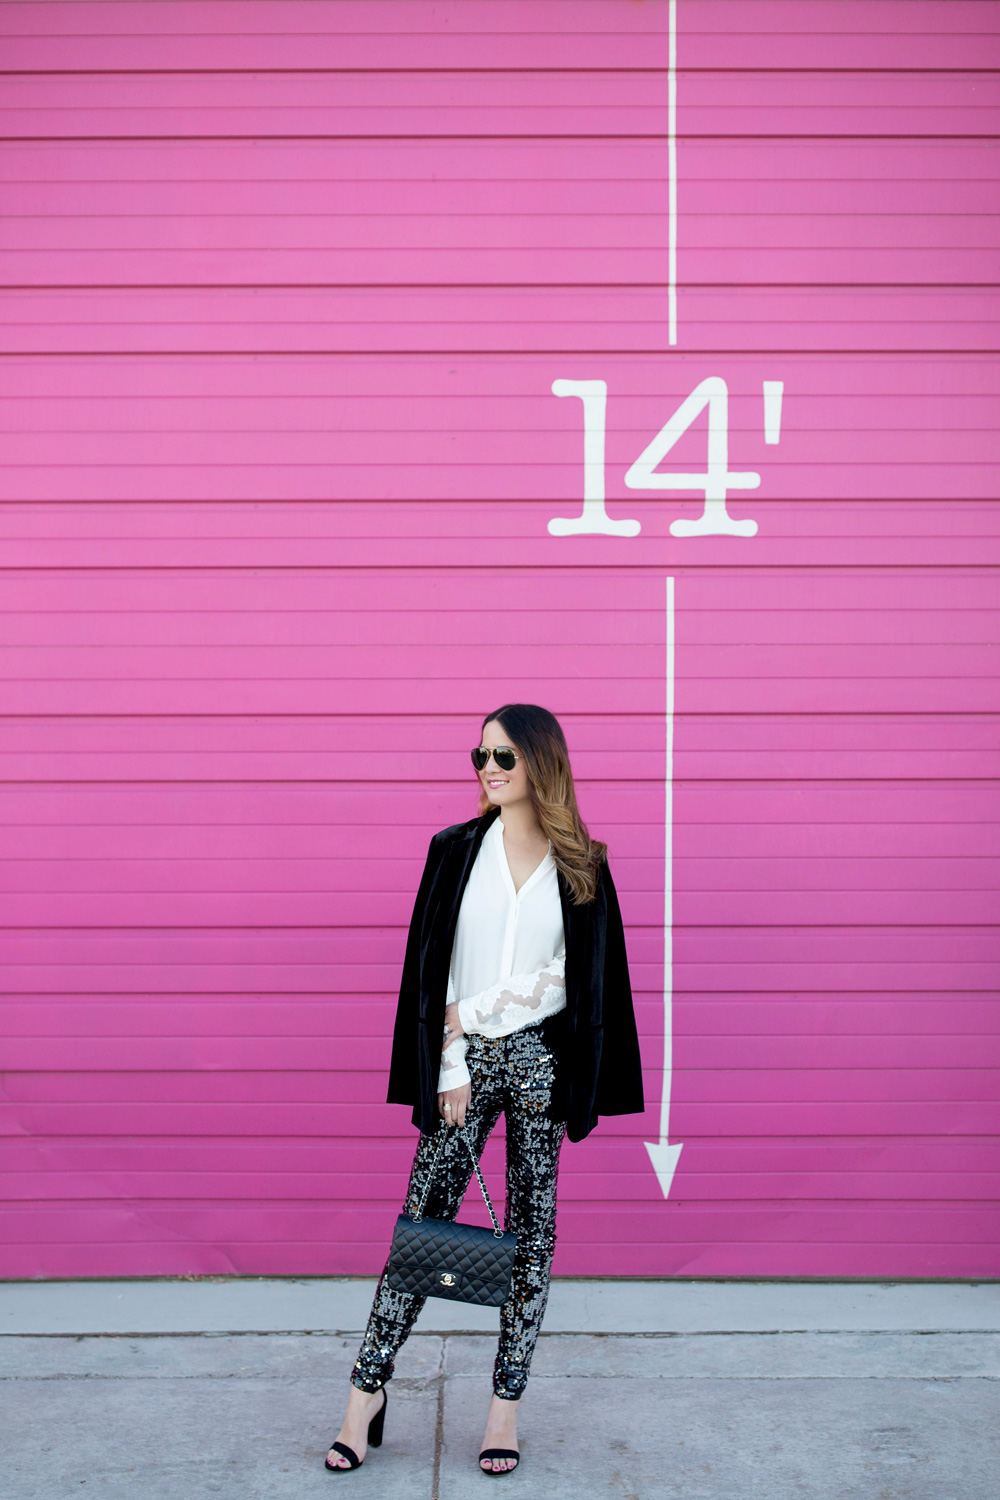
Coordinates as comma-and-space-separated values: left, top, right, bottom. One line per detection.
475, 703, 607, 904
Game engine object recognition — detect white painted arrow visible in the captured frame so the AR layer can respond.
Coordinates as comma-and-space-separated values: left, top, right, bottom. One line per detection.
645, 575, 684, 1197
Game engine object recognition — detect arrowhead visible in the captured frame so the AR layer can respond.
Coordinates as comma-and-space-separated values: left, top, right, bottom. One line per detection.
645, 1140, 683, 1199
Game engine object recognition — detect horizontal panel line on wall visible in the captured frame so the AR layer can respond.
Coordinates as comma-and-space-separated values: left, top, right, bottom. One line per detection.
2, 600, 998, 622
3, 1185, 994, 1208
3, 619, 996, 646
3, 1198, 996, 1216
1, 778, 998, 791
7, 67, 1000, 76
8, 1061, 999, 1078
6, 1057, 999, 1076
8, 460, 1000, 472
7, 211, 1000, 221
3, 139, 993, 181
5, 39, 998, 70
4, 1201, 998, 1219
7, 134, 1000, 147
2, 918, 998, 931
2, 172, 997, 212
2, 780, 997, 792
6, 1027, 999, 1046
0, 0, 993, 37
11, 65, 996, 88
4, 44, 999, 76
1, 783, 997, 807
3, 557, 1000, 575
0, 995, 997, 1015
0, 710, 996, 721
5, 350, 1000, 361
2, 353, 997, 389
3, 1129, 995, 1148
2, 281, 1000, 289
3, 569, 994, 583
3, 657, 998, 681
3, 688, 998, 716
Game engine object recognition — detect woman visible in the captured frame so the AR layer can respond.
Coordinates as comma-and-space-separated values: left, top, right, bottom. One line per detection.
326, 703, 644, 1476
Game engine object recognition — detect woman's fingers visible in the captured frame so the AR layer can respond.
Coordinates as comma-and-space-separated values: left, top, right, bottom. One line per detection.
440, 1089, 458, 1125
435, 1083, 472, 1126
435, 1086, 470, 1126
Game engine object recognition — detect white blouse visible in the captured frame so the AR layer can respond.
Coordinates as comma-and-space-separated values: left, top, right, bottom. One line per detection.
437, 814, 567, 1093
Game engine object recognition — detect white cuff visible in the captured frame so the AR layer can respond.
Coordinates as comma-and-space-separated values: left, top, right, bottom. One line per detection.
437, 1033, 470, 1093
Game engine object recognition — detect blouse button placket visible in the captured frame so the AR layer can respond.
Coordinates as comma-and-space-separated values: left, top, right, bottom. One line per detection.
493, 818, 553, 984
496, 823, 518, 981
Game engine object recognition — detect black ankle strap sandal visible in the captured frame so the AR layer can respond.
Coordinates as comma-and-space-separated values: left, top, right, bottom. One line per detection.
325, 1389, 388, 1472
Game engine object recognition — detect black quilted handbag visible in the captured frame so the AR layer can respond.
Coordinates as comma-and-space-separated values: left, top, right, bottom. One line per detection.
385, 1123, 518, 1306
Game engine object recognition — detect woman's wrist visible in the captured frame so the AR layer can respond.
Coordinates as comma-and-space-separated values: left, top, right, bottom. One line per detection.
444, 1000, 465, 1040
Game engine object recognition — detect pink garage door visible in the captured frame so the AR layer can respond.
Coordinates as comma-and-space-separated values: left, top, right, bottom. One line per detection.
0, 1, 998, 1279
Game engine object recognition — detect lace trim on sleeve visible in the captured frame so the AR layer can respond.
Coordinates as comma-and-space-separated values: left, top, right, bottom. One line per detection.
456, 950, 566, 1038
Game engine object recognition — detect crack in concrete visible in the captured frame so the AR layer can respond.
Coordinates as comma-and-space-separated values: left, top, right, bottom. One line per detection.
431, 1335, 447, 1500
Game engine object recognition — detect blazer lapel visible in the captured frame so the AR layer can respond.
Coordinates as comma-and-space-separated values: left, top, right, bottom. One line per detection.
422, 804, 501, 1020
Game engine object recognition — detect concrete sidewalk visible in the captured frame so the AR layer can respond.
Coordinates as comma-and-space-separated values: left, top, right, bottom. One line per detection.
3, 1278, 999, 1499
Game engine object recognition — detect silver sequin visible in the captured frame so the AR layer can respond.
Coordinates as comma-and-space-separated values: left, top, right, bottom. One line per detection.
351, 1021, 566, 1400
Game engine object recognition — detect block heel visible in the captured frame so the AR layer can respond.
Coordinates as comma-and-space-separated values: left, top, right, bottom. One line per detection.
325, 1389, 388, 1472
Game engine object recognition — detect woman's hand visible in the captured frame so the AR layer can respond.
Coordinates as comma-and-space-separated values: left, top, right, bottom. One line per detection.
437, 1082, 471, 1127
438, 1004, 469, 1123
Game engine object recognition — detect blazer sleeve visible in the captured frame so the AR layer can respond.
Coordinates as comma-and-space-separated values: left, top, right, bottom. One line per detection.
593, 860, 646, 1117
386, 832, 439, 1106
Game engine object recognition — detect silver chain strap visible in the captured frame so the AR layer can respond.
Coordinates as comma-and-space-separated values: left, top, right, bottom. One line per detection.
413, 1123, 505, 1239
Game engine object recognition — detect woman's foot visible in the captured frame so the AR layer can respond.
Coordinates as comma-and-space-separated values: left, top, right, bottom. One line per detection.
326, 1386, 386, 1470
480, 1393, 520, 1473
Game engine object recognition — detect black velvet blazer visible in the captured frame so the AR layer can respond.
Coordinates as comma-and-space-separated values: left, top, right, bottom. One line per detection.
386, 803, 645, 1143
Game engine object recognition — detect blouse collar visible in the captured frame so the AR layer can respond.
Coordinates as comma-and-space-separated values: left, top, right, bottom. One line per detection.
489, 814, 554, 899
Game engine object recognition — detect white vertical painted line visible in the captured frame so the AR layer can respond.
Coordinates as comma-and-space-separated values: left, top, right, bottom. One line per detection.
645, 573, 683, 1196
668, 0, 678, 346
660, 573, 675, 1141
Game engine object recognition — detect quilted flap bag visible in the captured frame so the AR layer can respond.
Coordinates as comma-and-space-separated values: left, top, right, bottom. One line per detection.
385, 1124, 518, 1307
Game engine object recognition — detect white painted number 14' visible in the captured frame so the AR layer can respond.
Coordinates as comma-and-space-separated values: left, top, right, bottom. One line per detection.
549, 376, 762, 538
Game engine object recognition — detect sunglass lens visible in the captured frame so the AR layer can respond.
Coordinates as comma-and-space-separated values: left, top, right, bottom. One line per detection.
471, 747, 516, 772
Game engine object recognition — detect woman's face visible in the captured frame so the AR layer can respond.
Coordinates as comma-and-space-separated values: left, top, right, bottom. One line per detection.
476, 719, 532, 809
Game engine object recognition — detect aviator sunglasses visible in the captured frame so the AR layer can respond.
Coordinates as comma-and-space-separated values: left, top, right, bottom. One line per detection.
471, 745, 520, 773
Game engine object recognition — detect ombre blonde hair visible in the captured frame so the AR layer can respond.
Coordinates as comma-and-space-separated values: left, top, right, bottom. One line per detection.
475, 703, 607, 904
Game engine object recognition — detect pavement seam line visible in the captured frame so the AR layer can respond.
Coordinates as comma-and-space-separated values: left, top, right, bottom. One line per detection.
431, 1333, 447, 1500
7, 1332, 1000, 1344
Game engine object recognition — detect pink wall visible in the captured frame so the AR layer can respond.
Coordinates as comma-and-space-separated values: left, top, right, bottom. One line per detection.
1, 1, 998, 1279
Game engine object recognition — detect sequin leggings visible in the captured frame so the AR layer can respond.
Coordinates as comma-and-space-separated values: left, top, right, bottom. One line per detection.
351, 1021, 567, 1400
